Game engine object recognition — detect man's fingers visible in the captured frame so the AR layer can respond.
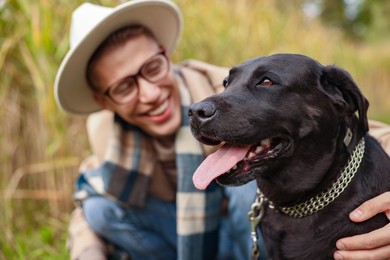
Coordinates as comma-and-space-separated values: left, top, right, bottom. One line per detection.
350, 192, 390, 222
336, 223, 390, 251
335, 192, 390, 259
334, 243, 390, 260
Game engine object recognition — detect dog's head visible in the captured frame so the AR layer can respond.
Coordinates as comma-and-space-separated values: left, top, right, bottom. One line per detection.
189, 54, 368, 195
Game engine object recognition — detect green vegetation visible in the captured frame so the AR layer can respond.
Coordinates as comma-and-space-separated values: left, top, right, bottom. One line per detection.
1, 0, 389, 258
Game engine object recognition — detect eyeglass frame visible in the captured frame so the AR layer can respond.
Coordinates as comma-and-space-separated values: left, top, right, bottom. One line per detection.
97, 50, 170, 104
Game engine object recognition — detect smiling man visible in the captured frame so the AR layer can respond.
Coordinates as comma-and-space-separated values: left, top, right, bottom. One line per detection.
55, 1, 261, 259
56, 1, 390, 260
87, 32, 182, 136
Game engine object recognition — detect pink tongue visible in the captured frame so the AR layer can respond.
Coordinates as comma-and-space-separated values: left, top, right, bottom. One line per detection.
193, 143, 251, 190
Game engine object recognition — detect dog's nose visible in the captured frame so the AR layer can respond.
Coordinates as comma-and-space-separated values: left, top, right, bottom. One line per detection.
188, 101, 216, 122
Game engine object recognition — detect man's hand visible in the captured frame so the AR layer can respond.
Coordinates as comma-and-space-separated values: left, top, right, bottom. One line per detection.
333, 192, 390, 260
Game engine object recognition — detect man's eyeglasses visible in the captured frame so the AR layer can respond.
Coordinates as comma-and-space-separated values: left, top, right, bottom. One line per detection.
101, 50, 169, 104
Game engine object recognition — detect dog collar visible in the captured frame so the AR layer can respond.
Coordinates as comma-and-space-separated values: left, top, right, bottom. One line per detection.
265, 137, 365, 218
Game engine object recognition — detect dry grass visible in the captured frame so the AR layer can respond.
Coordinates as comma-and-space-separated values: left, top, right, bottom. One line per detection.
0, 0, 389, 258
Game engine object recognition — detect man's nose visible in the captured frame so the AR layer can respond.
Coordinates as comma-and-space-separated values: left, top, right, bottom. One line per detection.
137, 77, 161, 103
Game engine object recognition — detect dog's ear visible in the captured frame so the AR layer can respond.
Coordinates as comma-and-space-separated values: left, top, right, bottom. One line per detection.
320, 65, 369, 134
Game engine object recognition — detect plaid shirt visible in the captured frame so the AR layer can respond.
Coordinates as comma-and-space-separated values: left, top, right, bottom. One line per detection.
74, 63, 229, 259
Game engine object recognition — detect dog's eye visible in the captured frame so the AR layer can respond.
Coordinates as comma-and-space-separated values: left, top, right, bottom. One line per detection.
258, 78, 274, 87
223, 77, 228, 87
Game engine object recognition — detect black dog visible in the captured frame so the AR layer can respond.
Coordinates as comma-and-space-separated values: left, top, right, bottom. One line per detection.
189, 54, 390, 259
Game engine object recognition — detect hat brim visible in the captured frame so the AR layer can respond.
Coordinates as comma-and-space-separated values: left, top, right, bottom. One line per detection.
55, 0, 182, 115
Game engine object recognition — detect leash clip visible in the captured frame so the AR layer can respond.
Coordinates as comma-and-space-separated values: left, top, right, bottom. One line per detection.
248, 189, 266, 260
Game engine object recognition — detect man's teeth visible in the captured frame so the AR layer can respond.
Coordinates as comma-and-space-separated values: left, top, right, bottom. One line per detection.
149, 100, 168, 116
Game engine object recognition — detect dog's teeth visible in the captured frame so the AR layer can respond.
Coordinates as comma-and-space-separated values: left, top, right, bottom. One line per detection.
255, 146, 264, 153
232, 165, 237, 170
261, 139, 271, 148
248, 152, 256, 159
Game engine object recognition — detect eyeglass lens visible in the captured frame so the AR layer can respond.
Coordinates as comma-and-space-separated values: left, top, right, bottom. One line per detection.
108, 53, 168, 104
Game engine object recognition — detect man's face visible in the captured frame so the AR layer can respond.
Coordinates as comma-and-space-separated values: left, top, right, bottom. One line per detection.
90, 34, 182, 137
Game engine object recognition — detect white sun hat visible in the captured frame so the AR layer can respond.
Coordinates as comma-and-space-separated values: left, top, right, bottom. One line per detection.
54, 0, 183, 115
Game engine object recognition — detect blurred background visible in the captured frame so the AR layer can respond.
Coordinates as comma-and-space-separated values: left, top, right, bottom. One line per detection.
0, 0, 389, 258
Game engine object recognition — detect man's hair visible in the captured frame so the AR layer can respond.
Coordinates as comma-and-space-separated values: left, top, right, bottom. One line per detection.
86, 25, 157, 91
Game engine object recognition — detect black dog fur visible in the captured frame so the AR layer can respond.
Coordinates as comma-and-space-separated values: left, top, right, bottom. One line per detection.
189, 54, 390, 259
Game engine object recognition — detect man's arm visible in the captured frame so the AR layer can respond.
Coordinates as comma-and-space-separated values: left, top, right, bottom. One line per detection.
68, 155, 107, 260
68, 205, 107, 260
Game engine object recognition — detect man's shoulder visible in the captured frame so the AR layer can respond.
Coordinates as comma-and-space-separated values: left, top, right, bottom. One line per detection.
179, 59, 229, 73
176, 59, 229, 94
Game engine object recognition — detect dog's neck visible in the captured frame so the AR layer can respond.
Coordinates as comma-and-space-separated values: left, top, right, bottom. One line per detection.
263, 137, 365, 218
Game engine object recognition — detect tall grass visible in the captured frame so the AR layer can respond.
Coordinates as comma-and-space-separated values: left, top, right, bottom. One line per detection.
0, 0, 389, 258
175, 0, 390, 119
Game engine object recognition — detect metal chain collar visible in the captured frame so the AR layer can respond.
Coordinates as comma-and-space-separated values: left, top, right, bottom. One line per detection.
271, 137, 365, 218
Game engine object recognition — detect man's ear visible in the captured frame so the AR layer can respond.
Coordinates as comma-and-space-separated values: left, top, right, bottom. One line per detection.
93, 92, 110, 110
